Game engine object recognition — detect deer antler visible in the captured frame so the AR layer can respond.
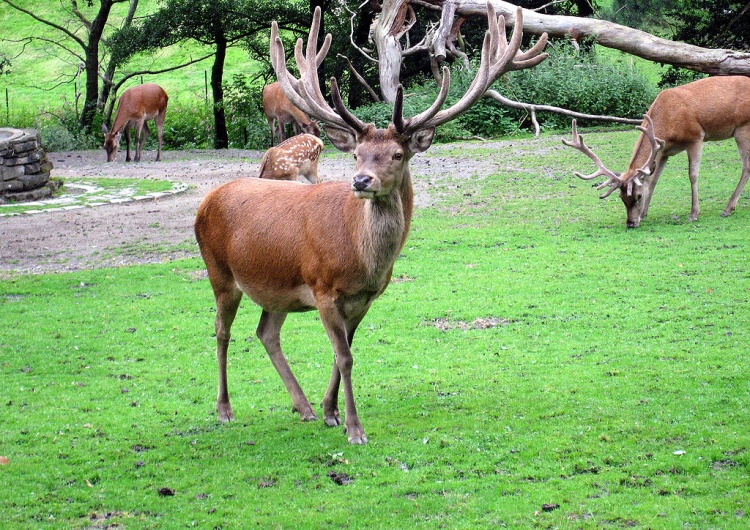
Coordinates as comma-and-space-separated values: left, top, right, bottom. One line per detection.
562, 119, 623, 199
270, 8, 366, 132
633, 114, 666, 178
400, 5, 548, 135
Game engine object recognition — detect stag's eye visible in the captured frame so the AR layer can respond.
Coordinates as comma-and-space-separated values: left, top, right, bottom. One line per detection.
393, 152, 403, 161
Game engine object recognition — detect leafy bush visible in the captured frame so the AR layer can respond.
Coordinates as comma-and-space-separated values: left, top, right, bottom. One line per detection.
506, 41, 658, 130
222, 74, 269, 149
161, 99, 213, 149
347, 42, 656, 141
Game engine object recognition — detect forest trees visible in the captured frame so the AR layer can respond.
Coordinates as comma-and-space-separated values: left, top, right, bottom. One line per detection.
113, 0, 305, 149
1, 0, 139, 131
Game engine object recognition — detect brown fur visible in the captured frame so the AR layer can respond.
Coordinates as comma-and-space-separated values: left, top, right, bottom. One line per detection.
262, 82, 320, 146
580, 76, 750, 227
258, 133, 324, 184
102, 84, 168, 162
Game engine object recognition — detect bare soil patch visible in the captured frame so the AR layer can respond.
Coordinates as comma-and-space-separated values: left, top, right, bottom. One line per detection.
0, 142, 512, 275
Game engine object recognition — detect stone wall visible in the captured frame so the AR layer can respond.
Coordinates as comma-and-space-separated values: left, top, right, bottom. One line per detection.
0, 127, 58, 204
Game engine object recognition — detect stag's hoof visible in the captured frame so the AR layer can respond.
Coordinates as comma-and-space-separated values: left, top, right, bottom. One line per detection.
324, 412, 341, 427
292, 405, 318, 422
217, 403, 234, 422
346, 431, 368, 445
721, 210, 732, 218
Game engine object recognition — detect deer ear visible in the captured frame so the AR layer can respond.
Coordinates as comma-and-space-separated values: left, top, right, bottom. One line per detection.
323, 125, 358, 153
102, 123, 109, 135
409, 128, 436, 153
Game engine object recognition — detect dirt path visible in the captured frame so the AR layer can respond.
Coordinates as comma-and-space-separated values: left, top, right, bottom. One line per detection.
0, 142, 511, 275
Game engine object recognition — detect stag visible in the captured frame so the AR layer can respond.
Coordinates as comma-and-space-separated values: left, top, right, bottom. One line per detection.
102, 84, 168, 163
263, 82, 321, 146
564, 76, 750, 227
194, 4, 547, 444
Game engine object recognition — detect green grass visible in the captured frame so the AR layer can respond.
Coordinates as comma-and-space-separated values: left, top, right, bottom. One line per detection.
2, 131, 750, 528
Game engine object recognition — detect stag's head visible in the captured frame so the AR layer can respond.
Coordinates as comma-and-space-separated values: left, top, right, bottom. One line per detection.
270, 4, 548, 200
563, 115, 664, 228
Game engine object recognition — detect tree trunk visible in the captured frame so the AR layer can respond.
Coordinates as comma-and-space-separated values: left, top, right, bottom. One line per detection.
211, 35, 229, 149
99, 0, 140, 124
453, 0, 750, 76
371, 0, 750, 104
80, 0, 117, 131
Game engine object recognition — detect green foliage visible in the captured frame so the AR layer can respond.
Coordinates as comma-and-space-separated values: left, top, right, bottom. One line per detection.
222, 74, 269, 149
506, 42, 657, 130
161, 101, 214, 150
353, 44, 657, 141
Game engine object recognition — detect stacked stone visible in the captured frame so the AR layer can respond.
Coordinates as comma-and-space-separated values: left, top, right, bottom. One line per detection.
0, 127, 58, 204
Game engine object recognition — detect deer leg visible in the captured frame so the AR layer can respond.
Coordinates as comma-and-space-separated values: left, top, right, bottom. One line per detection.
256, 310, 317, 421
133, 120, 145, 162
686, 142, 704, 221
154, 112, 166, 161
318, 301, 367, 444
722, 130, 750, 217
212, 282, 243, 422
139, 123, 151, 162
321, 316, 361, 428
124, 127, 132, 162
641, 154, 668, 219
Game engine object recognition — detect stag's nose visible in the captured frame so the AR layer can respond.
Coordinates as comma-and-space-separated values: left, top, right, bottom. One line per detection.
352, 174, 373, 192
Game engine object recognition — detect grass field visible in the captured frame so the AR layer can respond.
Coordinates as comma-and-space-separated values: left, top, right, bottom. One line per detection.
2, 130, 749, 528
0, 0, 254, 117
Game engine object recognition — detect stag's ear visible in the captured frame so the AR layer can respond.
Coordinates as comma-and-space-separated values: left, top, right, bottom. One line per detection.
102, 123, 109, 135
323, 125, 358, 153
409, 128, 436, 153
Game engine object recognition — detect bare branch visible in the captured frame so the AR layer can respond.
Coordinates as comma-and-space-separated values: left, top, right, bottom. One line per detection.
337, 53, 381, 102
1, 0, 86, 50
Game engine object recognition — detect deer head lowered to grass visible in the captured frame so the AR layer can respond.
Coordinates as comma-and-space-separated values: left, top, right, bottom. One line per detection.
194, 4, 547, 444
564, 76, 750, 228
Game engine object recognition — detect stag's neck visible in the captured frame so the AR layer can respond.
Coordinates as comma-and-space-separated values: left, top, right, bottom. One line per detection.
358, 171, 413, 279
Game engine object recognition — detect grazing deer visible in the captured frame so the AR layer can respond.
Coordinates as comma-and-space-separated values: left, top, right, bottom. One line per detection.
102, 83, 168, 163
258, 133, 324, 184
564, 75, 750, 228
194, 4, 547, 444
262, 81, 321, 145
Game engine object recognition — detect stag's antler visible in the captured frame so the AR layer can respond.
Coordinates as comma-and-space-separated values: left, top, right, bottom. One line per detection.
562, 119, 623, 198
633, 114, 666, 178
401, 4, 548, 135
270, 8, 364, 132
271, 4, 548, 137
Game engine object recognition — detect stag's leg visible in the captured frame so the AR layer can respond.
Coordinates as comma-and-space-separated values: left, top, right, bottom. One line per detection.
641, 154, 669, 219
321, 315, 362, 428
211, 280, 243, 422
256, 310, 317, 421
722, 129, 750, 217
686, 142, 704, 221
318, 300, 367, 444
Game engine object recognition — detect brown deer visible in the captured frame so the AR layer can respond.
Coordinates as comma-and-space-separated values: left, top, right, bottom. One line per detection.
258, 133, 324, 184
262, 81, 321, 145
564, 75, 750, 228
102, 83, 168, 163
194, 5, 547, 444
